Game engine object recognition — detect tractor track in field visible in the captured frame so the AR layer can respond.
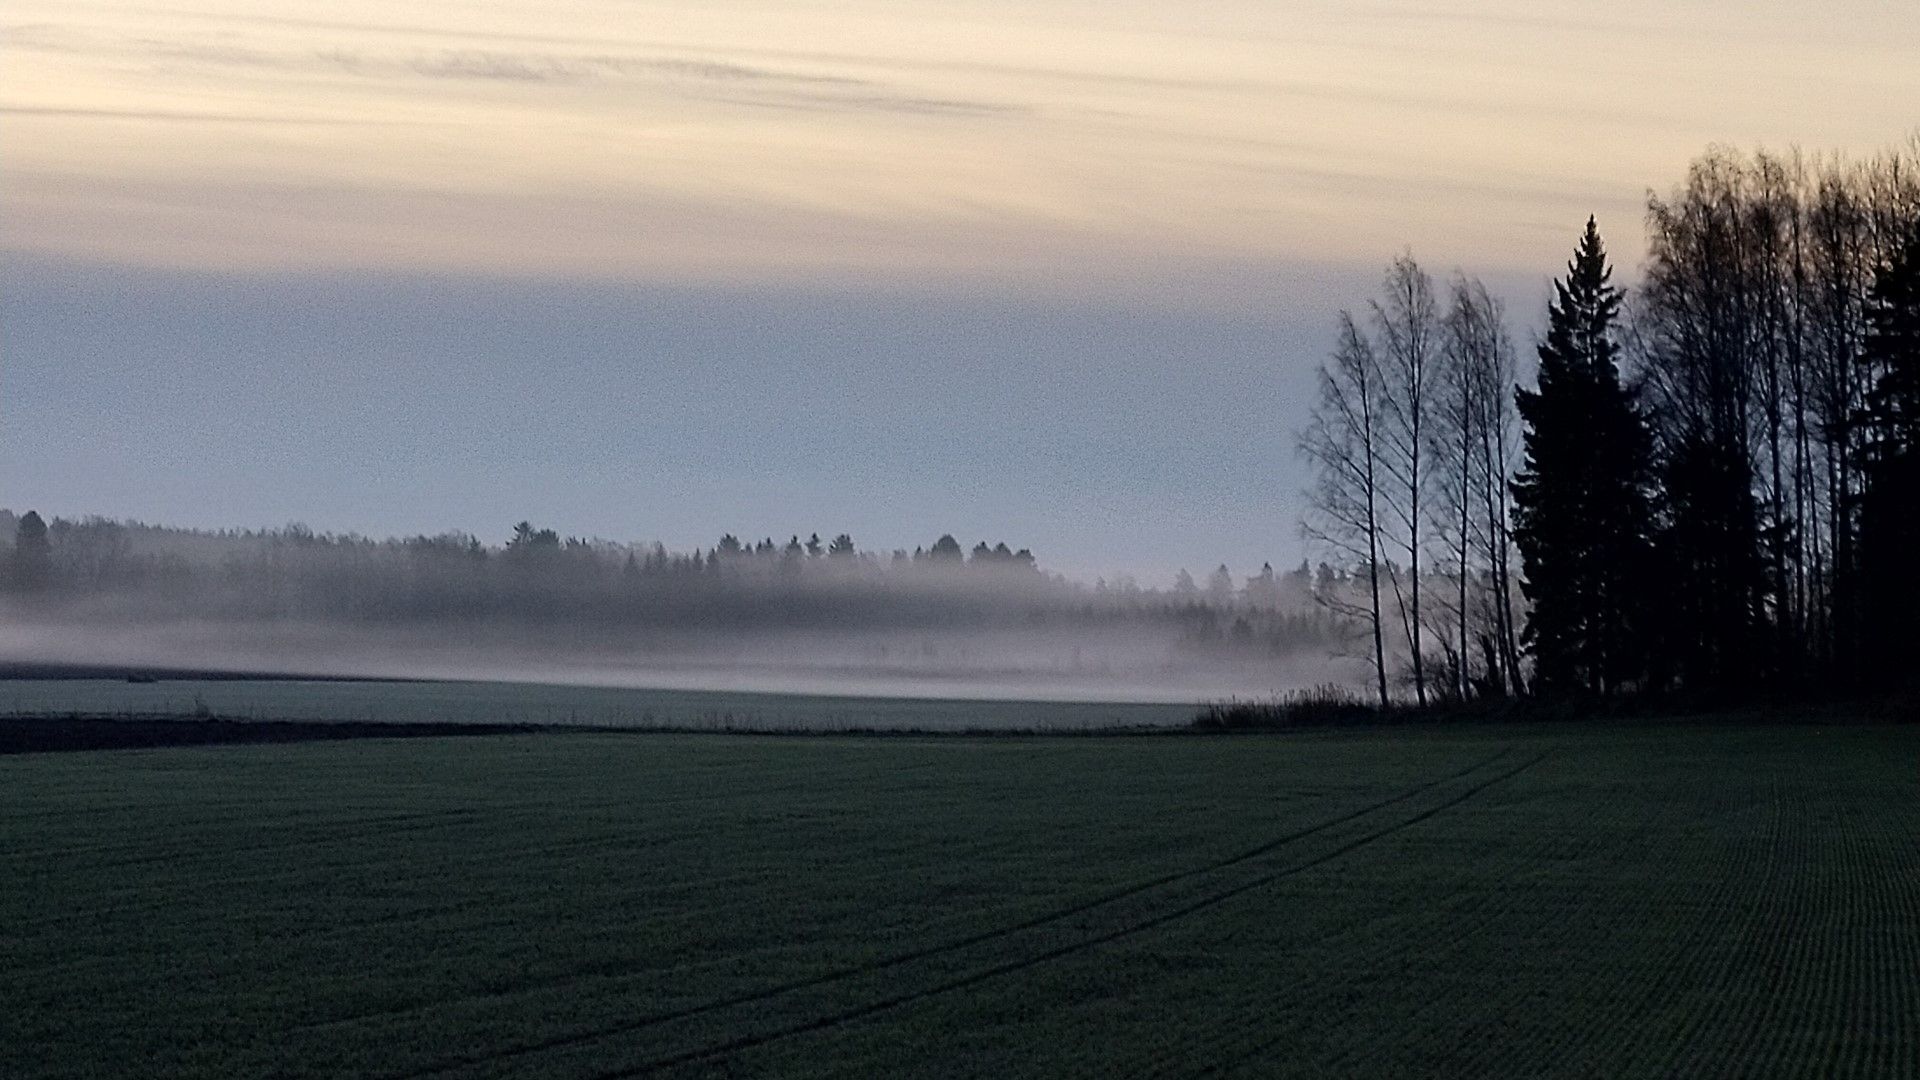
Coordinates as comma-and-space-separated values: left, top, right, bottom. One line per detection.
598, 750, 1551, 1079
381, 748, 1516, 1078
1191, 792, 1608, 1079
386, 746, 1535, 1080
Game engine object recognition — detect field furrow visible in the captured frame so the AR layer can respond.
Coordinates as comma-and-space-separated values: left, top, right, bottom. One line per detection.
5, 723, 1915, 1080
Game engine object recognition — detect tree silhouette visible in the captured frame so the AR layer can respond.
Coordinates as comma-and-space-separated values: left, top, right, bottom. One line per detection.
1857, 221, 1920, 679
9, 511, 52, 592
1642, 165, 1779, 691
1512, 219, 1656, 694
1299, 313, 1391, 706
505, 521, 559, 558
1373, 255, 1438, 706
1433, 275, 1521, 696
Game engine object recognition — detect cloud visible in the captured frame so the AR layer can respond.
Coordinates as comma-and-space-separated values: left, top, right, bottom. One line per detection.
409, 49, 581, 82
130, 36, 281, 67
0, 21, 88, 52
9, 20, 1027, 120
404, 49, 865, 88
0, 104, 425, 126
399, 46, 1023, 114
697, 90, 1026, 117
124, 9, 1247, 94
1345, 4, 1640, 36
602, 56, 866, 88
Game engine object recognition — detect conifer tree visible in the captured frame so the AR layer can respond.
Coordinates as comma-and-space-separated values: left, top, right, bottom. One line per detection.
1512, 218, 1656, 693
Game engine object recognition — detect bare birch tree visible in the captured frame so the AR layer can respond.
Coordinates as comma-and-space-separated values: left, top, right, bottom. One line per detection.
1431, 281, 1479, 699
1373, 255, 1438, 705
1471, 296, 1523, 694
1300, 313, 1391, 706
1428, 275, 1521, 699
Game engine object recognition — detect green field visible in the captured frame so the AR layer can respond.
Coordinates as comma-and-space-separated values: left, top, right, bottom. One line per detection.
5, 722, 1918, 1078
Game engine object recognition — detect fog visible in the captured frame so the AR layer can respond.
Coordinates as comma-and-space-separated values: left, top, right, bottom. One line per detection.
0, 511, 1361, 702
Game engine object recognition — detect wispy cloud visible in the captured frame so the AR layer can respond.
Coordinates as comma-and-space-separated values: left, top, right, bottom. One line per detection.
409, 49, 582, 82
704, 91, 1025, 117
9, 23, 1027, 119
1345, 4, 1640, 36
0, 104, 427, 125
8, 0, 1914, 295
406, 47, 1024, 114
114, 9, 1253, 94
130, 36, 281, 67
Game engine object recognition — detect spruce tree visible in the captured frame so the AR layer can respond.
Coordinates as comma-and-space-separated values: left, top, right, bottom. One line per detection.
1512, 218, 1656, 694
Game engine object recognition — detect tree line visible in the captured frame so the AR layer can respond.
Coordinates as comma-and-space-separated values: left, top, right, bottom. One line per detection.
0, 510, 1345, 659
1303, 141, 1920, 705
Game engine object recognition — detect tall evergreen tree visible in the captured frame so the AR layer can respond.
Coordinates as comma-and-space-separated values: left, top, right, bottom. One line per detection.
1511, 218, 1657, 694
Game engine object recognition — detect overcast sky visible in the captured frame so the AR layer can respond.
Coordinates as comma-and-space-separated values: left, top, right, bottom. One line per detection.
3, 0, 1916, 580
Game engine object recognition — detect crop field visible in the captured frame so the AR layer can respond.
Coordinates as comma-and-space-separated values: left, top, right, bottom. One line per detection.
4, 721, 1918, 1078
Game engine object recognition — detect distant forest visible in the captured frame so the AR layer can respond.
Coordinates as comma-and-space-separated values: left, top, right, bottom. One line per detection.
0, 509, 1354, 682
1304, 140, 1920, 706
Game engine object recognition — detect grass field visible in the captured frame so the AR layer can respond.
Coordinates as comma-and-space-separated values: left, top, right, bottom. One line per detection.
4, 722, 1918, 1078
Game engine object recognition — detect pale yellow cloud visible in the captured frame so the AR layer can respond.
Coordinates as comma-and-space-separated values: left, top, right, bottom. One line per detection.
4, 0, 1915, 301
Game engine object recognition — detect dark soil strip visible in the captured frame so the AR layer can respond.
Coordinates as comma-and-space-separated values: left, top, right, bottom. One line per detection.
0, 715, 549, 754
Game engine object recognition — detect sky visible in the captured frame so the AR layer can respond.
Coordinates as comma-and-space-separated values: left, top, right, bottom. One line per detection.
3, 0, 1916, 581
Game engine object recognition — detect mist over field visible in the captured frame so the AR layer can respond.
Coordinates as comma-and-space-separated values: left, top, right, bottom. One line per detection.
0, 510, 1357, 701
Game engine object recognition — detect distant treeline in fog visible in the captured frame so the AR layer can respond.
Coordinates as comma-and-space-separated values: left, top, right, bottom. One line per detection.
0, 509, 1358, 677
1304, 139, 1920, 706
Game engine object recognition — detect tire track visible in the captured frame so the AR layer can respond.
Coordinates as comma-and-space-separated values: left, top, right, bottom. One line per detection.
1417, 753, 1722, 1079
591, 750, 1549, 1079
1184, 751, 1582, 1078
383, 748, 1517, 1080
1282, 766, 1622, 1078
